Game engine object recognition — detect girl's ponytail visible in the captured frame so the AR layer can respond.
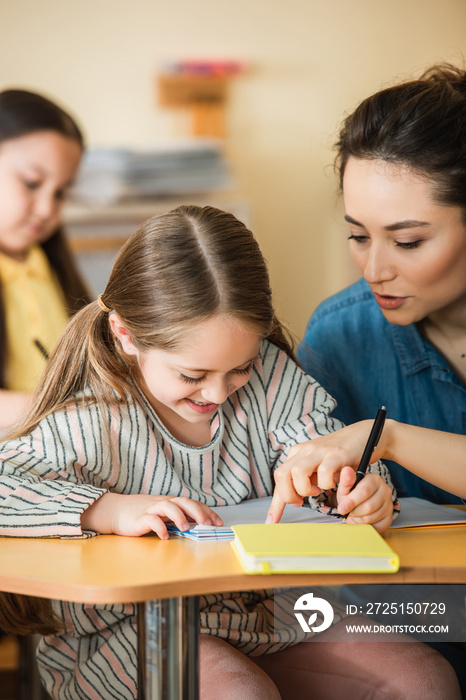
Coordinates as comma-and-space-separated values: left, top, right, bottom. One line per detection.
0, 594, 62, 636
7, 301, 134, 440
0, 303, 135, 637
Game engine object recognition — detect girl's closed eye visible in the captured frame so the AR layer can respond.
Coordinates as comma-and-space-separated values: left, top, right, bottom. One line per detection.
54, 188, 67, 202
179, 373, 205, 384
179, 361, 255, 385
22, 178, 68, 202
23, 178, 41, 191
233, 361, 255, 376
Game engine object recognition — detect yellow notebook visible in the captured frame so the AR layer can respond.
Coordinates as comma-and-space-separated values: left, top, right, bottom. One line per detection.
231, 523, 400, 574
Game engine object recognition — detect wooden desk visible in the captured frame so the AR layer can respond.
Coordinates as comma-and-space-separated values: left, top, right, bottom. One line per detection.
0, 526, 465, 699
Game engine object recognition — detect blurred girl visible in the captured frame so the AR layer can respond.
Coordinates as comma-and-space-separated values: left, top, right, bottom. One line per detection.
0, 89, 90, 429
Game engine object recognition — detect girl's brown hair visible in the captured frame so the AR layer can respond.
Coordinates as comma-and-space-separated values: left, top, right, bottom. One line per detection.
0, 89, 91, 387
0, 205, 294, 634
15, 205, 295, 436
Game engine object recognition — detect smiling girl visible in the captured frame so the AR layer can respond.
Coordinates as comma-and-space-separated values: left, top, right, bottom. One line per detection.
298, 63, 466, 505
0, 89, 90, 430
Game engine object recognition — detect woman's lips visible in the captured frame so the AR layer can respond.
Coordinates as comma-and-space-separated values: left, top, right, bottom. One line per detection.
185, 398, 219, 414
373, 292, 408, 310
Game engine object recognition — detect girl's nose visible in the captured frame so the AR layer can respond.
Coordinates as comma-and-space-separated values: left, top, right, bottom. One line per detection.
200, 377, 231, 405
34, 192, 58, 221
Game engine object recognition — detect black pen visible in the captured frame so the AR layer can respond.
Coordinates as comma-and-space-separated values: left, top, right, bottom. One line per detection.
350, 406, 387, 491
33, 339, 49, 360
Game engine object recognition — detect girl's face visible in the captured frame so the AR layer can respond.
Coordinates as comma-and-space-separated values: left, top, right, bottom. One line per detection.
343, 157, 466, 326
111, 314, 261, 444
0, 130, 82, 261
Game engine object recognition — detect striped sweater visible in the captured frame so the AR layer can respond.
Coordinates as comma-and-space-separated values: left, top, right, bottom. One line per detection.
0, 341, 397, 699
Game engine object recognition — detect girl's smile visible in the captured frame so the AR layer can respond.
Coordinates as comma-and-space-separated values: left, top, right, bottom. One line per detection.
185, 398, 219, 414
110, 313, 261, 446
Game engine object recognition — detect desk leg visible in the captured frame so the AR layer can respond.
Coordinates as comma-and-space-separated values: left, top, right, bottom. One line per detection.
137, 596, 199, 700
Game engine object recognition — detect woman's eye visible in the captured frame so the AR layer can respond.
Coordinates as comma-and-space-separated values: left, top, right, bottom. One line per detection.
395, 240, 422, 250
347, 234, 368, 244
180, 374, 204, 384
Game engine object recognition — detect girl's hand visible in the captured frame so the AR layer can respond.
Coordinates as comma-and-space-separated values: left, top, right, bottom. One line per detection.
81, 493, 223, 539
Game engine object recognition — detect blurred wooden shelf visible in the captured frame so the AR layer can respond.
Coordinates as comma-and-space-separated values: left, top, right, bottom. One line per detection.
158, 74, 228, 105
0, 635, 18, 700
64, 192, 250, 251
157, 74, 231, 138
0, 635, 18, 671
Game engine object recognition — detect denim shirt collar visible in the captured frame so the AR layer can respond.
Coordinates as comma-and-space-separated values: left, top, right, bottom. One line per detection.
390, 324, 432, 375
390, 322, 461, 385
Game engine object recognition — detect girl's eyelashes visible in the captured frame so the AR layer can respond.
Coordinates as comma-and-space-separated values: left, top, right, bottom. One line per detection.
180, 374, 205, 384
22, 178, 68, 201
234, 362, 255, 376
179, 362, 255, 385
23, 179, 41, 190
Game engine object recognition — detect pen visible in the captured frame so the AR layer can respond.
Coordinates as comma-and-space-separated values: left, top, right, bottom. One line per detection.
33, 339, 49, 360
350, 406, 387, 491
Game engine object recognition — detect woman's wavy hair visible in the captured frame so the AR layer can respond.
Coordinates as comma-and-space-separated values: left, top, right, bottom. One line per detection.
0, 204, 294, 634
335, 63, 466, 217
0, 89, 91, 386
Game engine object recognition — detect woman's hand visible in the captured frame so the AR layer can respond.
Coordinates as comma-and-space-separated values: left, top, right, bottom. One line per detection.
81, 493, 223, 539
269, 421, 375, 504
334, 467, 394, 532
266, 422, 394, 532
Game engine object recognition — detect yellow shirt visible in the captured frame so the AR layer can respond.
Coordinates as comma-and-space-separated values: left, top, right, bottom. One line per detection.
0, 245, 69, 391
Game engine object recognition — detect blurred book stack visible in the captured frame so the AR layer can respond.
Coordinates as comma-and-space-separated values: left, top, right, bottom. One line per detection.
71, 139, 233, 205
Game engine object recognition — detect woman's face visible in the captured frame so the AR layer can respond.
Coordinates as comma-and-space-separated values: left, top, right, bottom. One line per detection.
343, 157, 466, 325
0, 130, 82, 261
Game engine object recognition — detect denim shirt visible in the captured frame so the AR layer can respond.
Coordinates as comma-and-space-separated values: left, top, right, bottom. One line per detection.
298, 278, 466, 504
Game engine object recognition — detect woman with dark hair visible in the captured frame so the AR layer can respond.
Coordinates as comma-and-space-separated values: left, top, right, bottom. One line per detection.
289, 63, 466, 696
298, 63, 466, 505
0, 88, 90, 429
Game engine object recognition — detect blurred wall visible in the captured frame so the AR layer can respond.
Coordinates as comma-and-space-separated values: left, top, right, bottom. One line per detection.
1, 0, 465, 338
